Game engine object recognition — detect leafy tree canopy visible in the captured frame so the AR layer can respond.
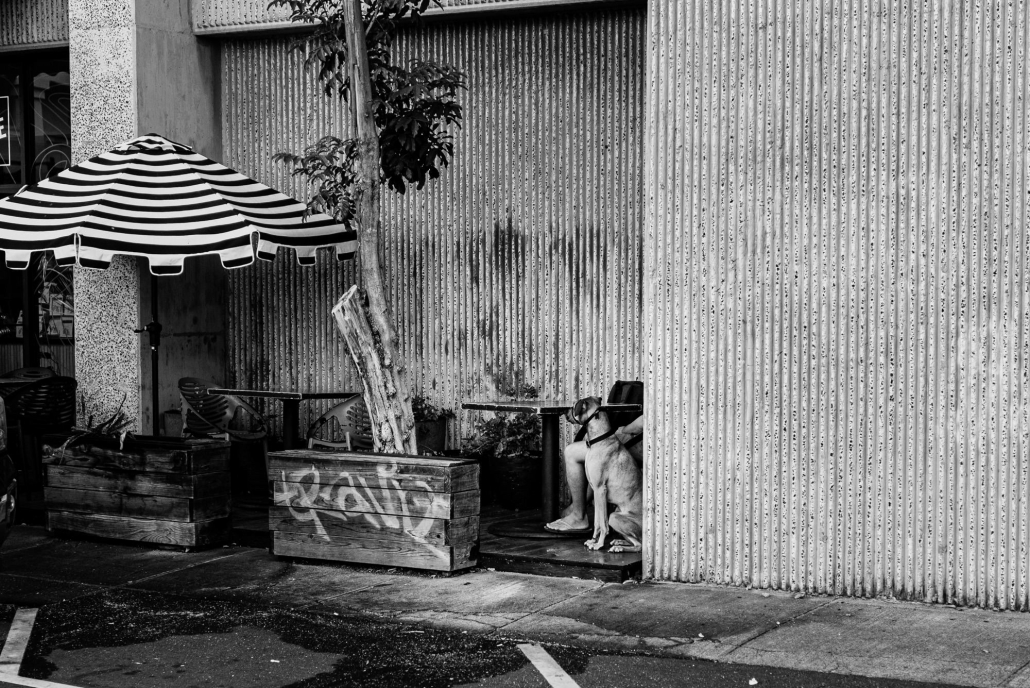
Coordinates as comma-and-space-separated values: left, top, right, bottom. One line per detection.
270, 0, 466, 224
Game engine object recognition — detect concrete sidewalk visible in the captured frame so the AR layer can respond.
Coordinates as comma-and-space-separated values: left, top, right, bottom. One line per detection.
2, 525, 1029, 688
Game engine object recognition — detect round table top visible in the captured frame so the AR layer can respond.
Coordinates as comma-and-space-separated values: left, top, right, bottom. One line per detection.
462, 400, 642, 415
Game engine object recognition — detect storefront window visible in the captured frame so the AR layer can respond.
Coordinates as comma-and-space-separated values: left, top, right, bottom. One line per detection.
30, 58, 70, 183
0, 50, 72, 373
0, 68, 22, 188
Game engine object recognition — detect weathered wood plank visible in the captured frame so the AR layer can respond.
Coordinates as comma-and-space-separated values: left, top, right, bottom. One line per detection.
272, 531, 476, 572
272, 480, 479, 520
45, 487, 201, 522
42, 436, 230, 474
46, 511, 231, 548
268, 506, 478, 546
190, 496, 232, 521
267, 451, 479, 493
45, 465, 230, 499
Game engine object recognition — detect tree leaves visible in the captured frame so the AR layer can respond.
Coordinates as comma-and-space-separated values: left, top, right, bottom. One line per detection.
273, 137, 360, 223
269, 0, 465, 213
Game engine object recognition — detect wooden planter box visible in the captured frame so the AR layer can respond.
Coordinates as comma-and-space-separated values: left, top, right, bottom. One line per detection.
268, 449, 480, 572
42, 434, 232, 549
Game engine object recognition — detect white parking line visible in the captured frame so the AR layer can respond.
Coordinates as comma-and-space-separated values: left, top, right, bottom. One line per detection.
0, 609, 36, 675
517, 643, 581, 688
0, 608, 80, 688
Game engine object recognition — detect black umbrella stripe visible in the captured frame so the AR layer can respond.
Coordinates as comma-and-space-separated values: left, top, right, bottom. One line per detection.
0, 134, 356, 275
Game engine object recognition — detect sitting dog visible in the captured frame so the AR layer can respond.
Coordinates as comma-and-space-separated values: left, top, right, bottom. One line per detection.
566, 396, 643, 553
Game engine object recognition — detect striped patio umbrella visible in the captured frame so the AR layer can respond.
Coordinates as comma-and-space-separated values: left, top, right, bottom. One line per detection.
0, 133, 356, 274
0, 133, 357, 435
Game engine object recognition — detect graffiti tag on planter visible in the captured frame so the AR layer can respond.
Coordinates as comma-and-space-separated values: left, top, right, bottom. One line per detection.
0, 97, 8, 167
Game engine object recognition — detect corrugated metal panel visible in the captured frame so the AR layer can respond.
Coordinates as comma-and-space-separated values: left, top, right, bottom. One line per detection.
644, 0, 1030, 610
222, 10, 645, 444
0, 344, 72, 376
0, 0, 68, 49
193, 0, 639, 35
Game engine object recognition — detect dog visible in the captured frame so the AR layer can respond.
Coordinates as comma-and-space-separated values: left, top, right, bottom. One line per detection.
566, 396, 643, 553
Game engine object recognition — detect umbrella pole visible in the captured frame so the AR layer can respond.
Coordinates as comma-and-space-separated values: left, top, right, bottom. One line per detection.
151, 274, 160, 436
136, 273, 163, 436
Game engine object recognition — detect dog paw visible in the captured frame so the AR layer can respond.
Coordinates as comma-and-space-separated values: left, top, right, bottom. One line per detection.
609, 544, 642, 553
584, 538, 604, 550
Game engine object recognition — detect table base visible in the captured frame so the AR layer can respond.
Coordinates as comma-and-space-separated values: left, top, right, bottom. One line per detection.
486, 515, 591, 540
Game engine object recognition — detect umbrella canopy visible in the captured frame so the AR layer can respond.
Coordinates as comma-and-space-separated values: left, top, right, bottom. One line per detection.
0, 134, 356, 275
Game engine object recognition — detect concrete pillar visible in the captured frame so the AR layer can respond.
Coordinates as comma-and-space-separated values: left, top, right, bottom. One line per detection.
70, 0, 224, 432
69, 0, 142, 427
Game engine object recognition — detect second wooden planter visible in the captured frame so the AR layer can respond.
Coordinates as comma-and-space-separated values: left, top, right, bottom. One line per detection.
42, 434, 232, 549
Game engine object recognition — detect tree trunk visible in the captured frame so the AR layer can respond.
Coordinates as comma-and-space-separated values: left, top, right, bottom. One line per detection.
332, 0, 417, 454
332, 286, 415, 453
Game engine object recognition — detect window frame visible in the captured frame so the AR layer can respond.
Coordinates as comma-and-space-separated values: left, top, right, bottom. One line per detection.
0, 48, 70, 198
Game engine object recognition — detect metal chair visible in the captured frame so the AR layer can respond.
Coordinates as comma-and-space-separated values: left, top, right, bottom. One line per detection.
178, 377, 268, 500
177, 377, 268, 441
4, 376, 78, 435
1, 367, 56, 380
3, 375, 78, 504
306, 395, 373, 451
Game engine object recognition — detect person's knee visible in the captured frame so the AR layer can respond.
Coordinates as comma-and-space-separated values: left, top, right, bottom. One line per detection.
563, 441, 587, 465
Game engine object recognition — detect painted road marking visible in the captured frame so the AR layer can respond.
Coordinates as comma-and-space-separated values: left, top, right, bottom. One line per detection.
517, 643, 581, 688
0, 609, 37, 675
0, 608, 81, 688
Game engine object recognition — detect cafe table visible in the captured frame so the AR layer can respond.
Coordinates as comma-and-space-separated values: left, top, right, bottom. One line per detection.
208, 388, 359, 450
462, 400, 642, 537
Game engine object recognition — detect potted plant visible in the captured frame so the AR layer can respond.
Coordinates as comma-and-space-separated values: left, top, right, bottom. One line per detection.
462, 385, 542, 510
412, 395, 454, 455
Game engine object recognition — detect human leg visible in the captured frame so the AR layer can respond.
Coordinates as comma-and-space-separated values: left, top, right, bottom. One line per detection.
545, 440, 589, 531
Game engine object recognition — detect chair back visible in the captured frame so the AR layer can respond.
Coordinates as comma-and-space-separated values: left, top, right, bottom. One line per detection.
2, 367, 56, 380
178, 377, 233, 438
307, 395, 373, 451
5, 376, 78, 434
177, 377, 267, 441
605, 380, 644, 430
573, 380, 644, 442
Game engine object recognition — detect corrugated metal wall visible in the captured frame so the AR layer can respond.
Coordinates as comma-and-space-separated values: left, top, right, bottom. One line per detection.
0, 0, 68, 48
644, 0, 1030, 610
222, 9, 645, 442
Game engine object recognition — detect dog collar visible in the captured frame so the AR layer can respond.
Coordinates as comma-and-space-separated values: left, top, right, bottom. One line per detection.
586, 427, 617, 447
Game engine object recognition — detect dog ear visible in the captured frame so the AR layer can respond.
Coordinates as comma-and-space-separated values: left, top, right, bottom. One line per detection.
572, 398, 589, 420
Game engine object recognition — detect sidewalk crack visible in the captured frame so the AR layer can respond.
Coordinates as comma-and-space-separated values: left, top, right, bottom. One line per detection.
720, 597, 838, 658
291, 582, 393, 611
1001, 654, 1030, 687
493, 581, 612, 634
116, 550, 250, 589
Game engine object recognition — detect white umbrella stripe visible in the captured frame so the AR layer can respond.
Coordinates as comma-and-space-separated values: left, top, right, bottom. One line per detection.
0, 134, 356, 274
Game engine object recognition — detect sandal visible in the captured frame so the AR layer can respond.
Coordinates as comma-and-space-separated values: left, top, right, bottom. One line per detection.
543, 516, 592, 534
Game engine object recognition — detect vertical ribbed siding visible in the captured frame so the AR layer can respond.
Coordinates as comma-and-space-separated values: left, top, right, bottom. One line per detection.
0, 0, 68, 48
222, 10, 645, 443
645, 0, 1030, 610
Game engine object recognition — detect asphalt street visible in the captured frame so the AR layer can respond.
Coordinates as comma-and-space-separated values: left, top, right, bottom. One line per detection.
0, 590, 964, 688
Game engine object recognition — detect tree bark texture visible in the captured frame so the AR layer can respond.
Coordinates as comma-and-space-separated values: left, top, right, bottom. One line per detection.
332, 285, 416, 454
334, 0, 417, 454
